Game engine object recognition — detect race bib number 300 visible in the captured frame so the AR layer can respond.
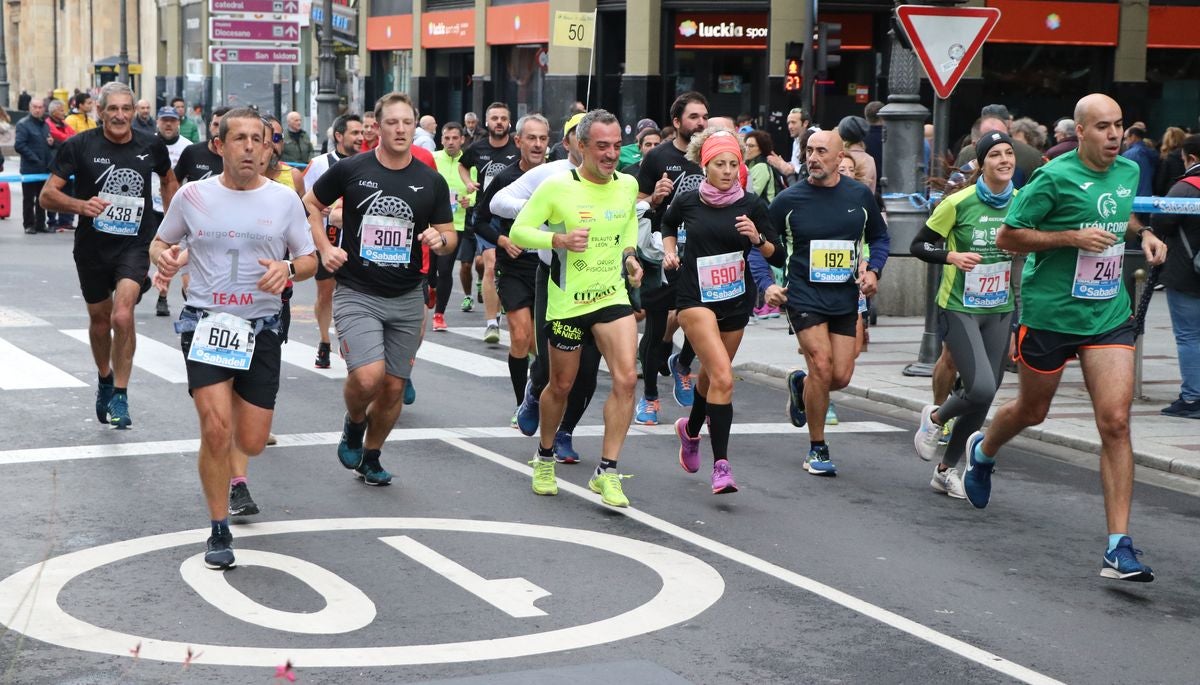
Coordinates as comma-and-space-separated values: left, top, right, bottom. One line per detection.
963, 260, 1012, 308
697, 251, 745, 303
94, 192, 145, 236
1072, 243, 1123, 300
809, 240, 855, 283
187, 312, 256, 371
360, 215, 414, 265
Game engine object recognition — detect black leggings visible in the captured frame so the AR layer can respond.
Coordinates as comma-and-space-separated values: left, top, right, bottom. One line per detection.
938, 309, 1013, 468
428, 251, 456, 314
641, 309, 695, 398
529, 263, 600, 434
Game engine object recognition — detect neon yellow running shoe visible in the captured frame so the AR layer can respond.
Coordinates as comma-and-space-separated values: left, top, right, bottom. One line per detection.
529, 458, 558, 496
588, 471, 632, 508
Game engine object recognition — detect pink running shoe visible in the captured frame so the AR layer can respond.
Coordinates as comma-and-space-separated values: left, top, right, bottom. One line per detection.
711, 460, 738, 494
674, 417, 701, 473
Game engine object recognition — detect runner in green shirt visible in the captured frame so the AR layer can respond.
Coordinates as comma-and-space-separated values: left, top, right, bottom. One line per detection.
510, 109, 642, 508
962, 94, 1168, 583
910, 131, 1018, 499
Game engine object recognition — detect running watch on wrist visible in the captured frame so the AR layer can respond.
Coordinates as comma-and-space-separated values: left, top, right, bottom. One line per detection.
285, 260, 296, 278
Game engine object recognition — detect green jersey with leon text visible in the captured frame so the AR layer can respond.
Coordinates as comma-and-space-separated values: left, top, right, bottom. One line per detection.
510, 169, 638, 321
1002, 151, 1139, 335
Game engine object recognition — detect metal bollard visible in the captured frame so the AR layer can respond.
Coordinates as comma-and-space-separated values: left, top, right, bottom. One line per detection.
1133, 268, 1147, 401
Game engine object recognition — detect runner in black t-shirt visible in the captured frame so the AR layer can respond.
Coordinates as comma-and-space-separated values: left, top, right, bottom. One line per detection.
303, 92, 456, 486
662, 129, 784, 494
459, 102, 519, 344
473, 114, 550, 423
634, 91, 709, 424
40, 82, 176, 430
174, 107, 228, 184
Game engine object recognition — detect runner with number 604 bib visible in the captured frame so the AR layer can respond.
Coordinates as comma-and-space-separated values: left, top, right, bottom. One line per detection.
964, 94, 1168, 583
764, 130, 889, 477
909, 131, 1019, 499
304, 92, 457, 488
662, 128, 784, 495
149, 108, 318, 571
40, 81, 178, 430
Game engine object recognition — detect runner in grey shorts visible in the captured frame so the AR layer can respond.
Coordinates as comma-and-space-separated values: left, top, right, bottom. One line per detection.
334, 286, 425, 378
302, 93, 458, 487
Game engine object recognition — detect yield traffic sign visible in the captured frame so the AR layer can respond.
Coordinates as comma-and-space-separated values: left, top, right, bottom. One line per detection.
209, 17, 302, 44
894, 5, 1001, 99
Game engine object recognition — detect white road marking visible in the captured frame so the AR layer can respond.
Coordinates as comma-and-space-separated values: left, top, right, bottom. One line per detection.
0, 337, 87, 389
279, 339, 349, 379
380, 535, 550, 618
0, 518, 723, 666
0, 422, 903, 466
179, 550, 376, 634
62, 329, 188, 384
441, 437, 1066, 685
446, 325, 511, 347
416, 341, 510, 377
0, 306, 51, 328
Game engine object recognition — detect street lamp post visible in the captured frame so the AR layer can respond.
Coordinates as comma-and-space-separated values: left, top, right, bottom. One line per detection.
0, 0, 9, 108
118, 0, 129, 84
315, 1, 338, 151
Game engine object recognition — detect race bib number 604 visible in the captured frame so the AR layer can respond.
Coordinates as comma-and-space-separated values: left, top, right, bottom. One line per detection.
187, 312, 256, 371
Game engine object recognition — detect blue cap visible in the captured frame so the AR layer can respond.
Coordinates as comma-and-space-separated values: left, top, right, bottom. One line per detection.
157, 106, 180, 119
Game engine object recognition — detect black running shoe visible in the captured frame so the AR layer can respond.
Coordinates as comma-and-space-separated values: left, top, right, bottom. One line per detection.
315, 341, 332, 369
155, 295, 169, 317
205, 530, 235, 569
228, 482, 260, 517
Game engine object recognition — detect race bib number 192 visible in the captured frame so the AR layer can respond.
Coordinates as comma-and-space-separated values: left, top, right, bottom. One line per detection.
809, 240, 855, 283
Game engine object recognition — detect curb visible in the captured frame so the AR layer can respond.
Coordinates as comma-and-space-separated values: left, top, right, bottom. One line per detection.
734, 360, 1188, 479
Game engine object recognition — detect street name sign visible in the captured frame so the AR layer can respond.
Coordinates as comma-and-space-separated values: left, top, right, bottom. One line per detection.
209, 46, 302, 65
209, 0, 299, 13
895, 5, 1001, 99
210, 17, 302, 44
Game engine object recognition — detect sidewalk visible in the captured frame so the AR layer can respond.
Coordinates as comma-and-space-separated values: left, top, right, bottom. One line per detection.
733, 298, 1199, 479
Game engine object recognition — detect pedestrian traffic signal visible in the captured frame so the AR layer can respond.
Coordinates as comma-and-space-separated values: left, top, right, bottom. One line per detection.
785, 41, 803, 92
817, 22, 842, 76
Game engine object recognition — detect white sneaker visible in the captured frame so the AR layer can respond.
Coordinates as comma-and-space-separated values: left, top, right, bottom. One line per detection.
913, 404, 941, 461
930, 465, 967, 499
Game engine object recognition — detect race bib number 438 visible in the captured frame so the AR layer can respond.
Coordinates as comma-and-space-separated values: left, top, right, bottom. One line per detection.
94, 192, 145, 237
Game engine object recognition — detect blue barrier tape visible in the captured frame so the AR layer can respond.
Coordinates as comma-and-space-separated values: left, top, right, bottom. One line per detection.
882, 192, 932, 210
882, 193, 1200, 216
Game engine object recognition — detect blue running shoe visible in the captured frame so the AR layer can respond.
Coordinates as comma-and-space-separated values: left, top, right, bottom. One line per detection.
404, 378, 416, 405
337, 414, 365, 470
668, 353, 694, 407
95, 377, 114, 423
107, 392, 132, 429
825, 402, 839, 426
204, 530, 235, 569
1101, 536, 1155, 582
786, 370, 807, 428
356, 452, 392, 486
963, 431, 994, 509
516, 381, 540, 436
553, 431, 580, 464
635, 396, 660, 425
804, 444, 837, 476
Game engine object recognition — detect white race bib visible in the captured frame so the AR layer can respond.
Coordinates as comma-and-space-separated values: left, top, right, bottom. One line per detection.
187, 312, 256, 371
697, 251, 745, 303
963, 260, 1012, 308
808, 240, 856, 283
95, 192, 145, 236
359, 215, 414, 265
1072, 243, 1123, 300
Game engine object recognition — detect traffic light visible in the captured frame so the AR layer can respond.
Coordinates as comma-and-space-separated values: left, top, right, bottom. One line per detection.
817, 22, 842, 76
785, 41, 803, 92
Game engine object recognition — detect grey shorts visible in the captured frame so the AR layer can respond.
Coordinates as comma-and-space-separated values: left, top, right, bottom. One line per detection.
333, 285, 425, 379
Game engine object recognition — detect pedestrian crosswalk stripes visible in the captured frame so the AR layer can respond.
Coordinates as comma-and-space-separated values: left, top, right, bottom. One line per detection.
279, 339, 349, 379
61, 330, 190, 384
0, 337, 88, 390
416, 341, 510, 377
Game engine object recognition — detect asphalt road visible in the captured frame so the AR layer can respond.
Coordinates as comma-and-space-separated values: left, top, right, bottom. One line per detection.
1, 228, 1198, 684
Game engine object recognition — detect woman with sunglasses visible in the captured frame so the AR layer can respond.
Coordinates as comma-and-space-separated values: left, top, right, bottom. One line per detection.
662, 128, 785, 494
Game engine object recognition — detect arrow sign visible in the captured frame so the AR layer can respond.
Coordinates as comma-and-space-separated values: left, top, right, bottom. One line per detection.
209, 0, 299, 13
210, 17, 301, 44
895, 5, 1001, 100
209, 45, 302, 65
